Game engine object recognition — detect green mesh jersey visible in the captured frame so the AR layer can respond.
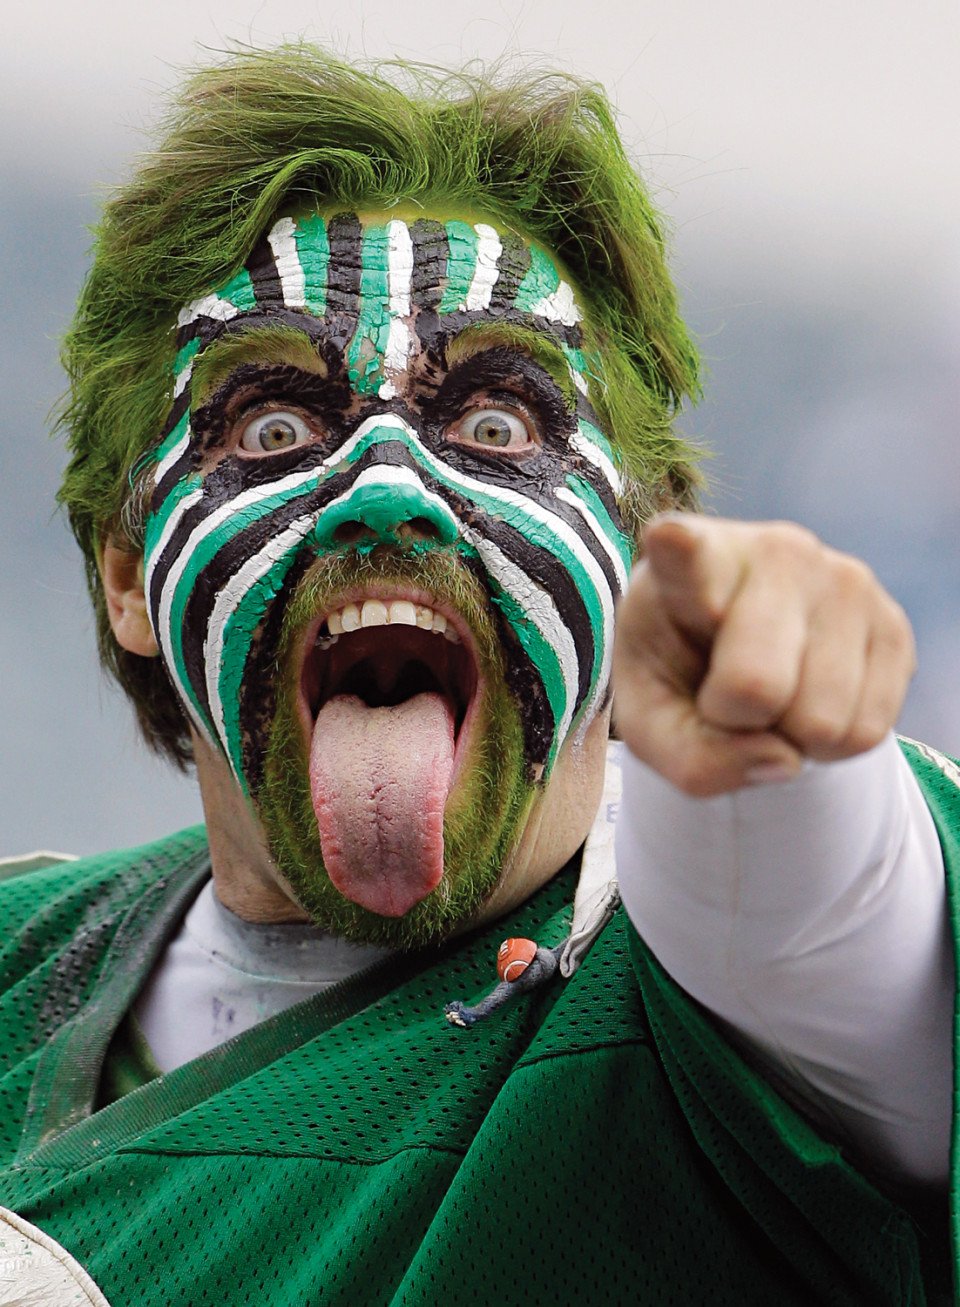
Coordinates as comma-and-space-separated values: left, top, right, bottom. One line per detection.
0, 739, 957, 1305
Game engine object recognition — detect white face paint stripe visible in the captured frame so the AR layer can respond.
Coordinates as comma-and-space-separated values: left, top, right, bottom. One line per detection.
319, 463, 460, 535
461, 526, 580, 746
554, 486, 630, 592
149, 465, 331, 738
154, 429, 191, 486
267, 216, 307, 309
204, 512, 320, 772
465, 223, 503, 312
571, 428, 623, 497
176, 294, 240, 330
173, 362, 195, 400
384, 220, 415, 377
529, 280, 582, 327
569, 366, 589, 396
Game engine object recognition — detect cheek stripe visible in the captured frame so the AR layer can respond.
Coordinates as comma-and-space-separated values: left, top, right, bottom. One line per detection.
206, 513, 320, 783
572, 421, 623, 497
558, 477, 634, 582
463, 528, 578, 755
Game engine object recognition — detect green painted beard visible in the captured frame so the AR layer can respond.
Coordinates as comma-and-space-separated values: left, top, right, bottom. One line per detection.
256, 548, 537, 948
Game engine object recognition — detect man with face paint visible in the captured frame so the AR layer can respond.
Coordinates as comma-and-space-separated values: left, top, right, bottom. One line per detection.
1, 47, 957, 1307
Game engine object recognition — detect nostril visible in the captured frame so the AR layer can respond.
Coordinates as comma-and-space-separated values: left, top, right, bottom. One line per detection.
331, 521, 372, 546
403, 517, 442, 541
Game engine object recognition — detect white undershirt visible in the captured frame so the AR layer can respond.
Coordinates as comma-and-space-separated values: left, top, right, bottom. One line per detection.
135, 731, 952, 1185
133, 883, 391, 1074
616, 732, 953, 1186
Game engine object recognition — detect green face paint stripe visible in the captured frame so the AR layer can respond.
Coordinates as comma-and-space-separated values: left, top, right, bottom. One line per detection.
144, 473, 201, 561
563, 473, 636, 574
576, 417, 618, 466
216, 267, 258, 312
438, 221, 479, 314
294, 213, 330, 315
215, 539, 308, 786
163, 476, 329, 723
488, 586, 568, 766
334, 425, 609, 670
147, 410, 190, 471
513, 245, 560, 313
173, 337, 201, 378
346, 224, 391, 393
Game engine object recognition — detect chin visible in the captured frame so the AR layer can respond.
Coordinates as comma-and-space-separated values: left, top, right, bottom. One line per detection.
247, 554, 540, 950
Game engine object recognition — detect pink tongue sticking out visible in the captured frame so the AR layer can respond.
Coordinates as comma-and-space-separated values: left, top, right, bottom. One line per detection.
309, 692, 456, 917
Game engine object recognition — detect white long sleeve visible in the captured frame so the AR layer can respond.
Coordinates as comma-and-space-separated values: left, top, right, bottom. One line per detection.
615, 733, 954, 1186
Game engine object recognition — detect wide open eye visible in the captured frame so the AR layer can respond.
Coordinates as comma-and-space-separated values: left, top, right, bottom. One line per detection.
447, 406, 536, 453
238, 409, 314, 455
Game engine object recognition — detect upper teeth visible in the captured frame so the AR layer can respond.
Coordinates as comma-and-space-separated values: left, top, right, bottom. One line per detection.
320, 600, 460, 646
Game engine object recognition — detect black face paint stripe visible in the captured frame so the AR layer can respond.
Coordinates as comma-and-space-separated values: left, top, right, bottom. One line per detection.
478, 513, 597, 721
175, 482, 345, 725
409, 219, 450, 313
488, 233, 532, 310
245, 234, 285, 307
238, 545, 316, 790
324, 214, 364, 354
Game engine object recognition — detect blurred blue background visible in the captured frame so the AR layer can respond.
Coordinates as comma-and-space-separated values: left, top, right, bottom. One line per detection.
2, 0, 957, 855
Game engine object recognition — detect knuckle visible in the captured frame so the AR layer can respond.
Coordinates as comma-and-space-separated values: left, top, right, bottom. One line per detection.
794, 708, 850, 751
666, 755, 719, 798
830, 553, 875, 596
762, 520, 820, 561
719, 665, 792, 717
844, 718, 889, 756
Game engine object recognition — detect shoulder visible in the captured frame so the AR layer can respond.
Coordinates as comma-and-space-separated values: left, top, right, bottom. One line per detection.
0, 826, 209, 936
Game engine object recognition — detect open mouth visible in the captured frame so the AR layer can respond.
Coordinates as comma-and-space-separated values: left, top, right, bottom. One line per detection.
300, 596, 478, 738
297, 592, 481, 918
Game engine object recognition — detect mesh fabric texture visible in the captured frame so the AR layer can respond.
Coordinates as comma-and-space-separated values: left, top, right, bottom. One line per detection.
0, 741, 956, 1305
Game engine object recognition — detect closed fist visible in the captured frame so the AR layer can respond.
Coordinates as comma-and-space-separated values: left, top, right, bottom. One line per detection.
612, 514, 916, 796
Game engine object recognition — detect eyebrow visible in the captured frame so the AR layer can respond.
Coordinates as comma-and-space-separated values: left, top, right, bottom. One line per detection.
443, 322, 577, 407
189, 325, 327, 406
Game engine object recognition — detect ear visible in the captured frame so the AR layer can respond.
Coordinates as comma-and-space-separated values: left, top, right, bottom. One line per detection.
100, 538, 160, 657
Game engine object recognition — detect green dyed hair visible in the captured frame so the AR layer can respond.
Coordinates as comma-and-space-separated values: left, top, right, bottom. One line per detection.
58, 44, 702, 766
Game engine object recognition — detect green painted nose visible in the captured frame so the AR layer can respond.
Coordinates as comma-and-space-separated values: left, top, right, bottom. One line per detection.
313, 461, 460, 548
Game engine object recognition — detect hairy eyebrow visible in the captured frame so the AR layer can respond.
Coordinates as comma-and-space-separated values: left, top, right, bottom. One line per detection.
443, 322, 577, 407
189, 325, 328, 405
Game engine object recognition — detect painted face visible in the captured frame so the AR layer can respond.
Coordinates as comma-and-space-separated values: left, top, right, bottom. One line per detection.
142, 210, 633, 945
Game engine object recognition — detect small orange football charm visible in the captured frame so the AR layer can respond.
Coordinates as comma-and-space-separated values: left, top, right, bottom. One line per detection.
497, 937, 538, 983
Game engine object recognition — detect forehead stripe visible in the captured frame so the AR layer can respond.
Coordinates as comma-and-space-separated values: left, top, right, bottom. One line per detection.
383, 219, 414, 380
464, 223, 502, 312
488, 232, 532, 308
294, 213, 331, 316
409, 219, 449, 311
266, 217, 307, 309
346, 224, 392, 393
513, 245, 560, 315
437, 220, 479, 314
